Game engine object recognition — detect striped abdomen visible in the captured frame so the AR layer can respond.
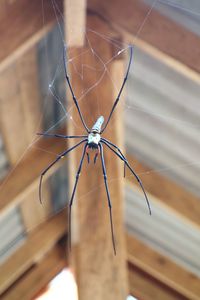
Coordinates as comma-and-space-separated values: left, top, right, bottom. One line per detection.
91, 116, 104, 133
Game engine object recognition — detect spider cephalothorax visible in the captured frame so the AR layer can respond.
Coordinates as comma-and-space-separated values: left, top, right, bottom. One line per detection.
38, 45, 151, 255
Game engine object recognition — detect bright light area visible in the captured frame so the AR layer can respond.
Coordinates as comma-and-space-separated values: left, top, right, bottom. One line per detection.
35, 269, 78, 300
35, 268, 137, 300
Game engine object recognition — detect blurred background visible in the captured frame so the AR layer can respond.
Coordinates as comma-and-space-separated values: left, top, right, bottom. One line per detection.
0, 0, 200, 299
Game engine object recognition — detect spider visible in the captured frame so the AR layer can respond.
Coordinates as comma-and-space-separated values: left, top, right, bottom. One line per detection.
38, 45, 151, 255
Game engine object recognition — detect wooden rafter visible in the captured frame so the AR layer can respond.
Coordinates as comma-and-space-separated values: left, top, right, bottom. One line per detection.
1, 134, 200, 298
87, 0, 200, 81
127, 234, 200, 300
0, 136, 66, 217
128, 264, 188, 300
0, 46, 53, 228
0, 0, 63, 72
1, 132, 200, 294
0, 210, 67, 295
1, 220, 200, 300
126, 154, 200, 230
0, 1, 200, 299
1, 245, 66, 300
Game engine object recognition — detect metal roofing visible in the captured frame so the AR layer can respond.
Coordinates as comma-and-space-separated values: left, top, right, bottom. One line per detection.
125, 11, 200, 276
126, 46, 200, 196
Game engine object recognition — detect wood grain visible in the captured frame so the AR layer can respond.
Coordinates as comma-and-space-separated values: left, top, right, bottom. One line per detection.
65, 0, 87, 47
16, 48, 42, 143
88, 0, 200, 81
126, 153, 200, 230
66, 15, 128, 300
16, 47, 52, 229
0, 210, 67, 295
0, 136, 66, 217
20, 183, 52, 231
1, 245, 66, 300
0, 63, 28, 164
128, 263, 188, 300
127, 234, 200, 300
0, 0, 63, 72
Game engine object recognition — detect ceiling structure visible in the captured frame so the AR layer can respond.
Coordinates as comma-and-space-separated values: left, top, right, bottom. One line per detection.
0, 0, 200, 300
124, 0, 200, 280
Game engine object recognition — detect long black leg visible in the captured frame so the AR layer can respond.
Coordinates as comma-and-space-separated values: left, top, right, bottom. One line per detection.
101, 138, 126, 177
101, 46, 133, 133
63, 45, 90, 133
101, 140, 151, 215
99, 143, 116, 255
68, 143, 87, 250
39, 139, 87, 204
37, 132, 87, 139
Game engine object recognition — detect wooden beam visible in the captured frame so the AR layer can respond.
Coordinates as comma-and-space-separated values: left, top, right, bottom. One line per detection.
0, 135, 66, 217
1, 245, 66, 300
16, 48, 42, 145
0, 1, 6, 20
126, 154, 200, 230
127, 234, 200, 300
0, 0, 63, 72
0, 210, 67, 295
17, 47, 52, 229
65, 0, 87, 46
87, 0, 200, 81
0, 45, 53, 228
20, 184, 52, 231
0, 64, 29, 163
66, 15, 128, 300
128, 264, 188, 300
132, 38, 200, 85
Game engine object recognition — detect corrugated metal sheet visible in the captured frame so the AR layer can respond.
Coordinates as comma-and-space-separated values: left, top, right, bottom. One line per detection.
0, 23, 68, 264
0, 134, 9, 180
37, 23, 69, 214
0, 207, 26, 264
143, 0, 200, 37
37, 23, 67, 132
50, 163, 69, 213
125, 185, 200, 276
126, 47, 200, 196
125, 43, 200, 276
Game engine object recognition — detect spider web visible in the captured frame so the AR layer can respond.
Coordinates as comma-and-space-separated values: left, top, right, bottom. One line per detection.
40, 0, 200, 200
0, 0, 200, 248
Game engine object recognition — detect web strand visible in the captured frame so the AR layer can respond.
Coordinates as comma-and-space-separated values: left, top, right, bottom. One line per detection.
1, 0, 200, 243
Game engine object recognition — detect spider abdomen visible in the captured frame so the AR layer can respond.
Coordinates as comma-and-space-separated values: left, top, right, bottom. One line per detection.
91, 116, 104, 133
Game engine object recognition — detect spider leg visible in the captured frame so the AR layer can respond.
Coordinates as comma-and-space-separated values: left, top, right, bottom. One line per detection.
101, 46, 133, 133
39, 139, 87, 204
63, 45, 90, 133
94, 147, 99, 164
68, 143, 87, 250
101, 140, 151, 215
99, 143, 116, 255
86, 145, 90, 163
37, 133, 87, 139
101, 138, 126, 177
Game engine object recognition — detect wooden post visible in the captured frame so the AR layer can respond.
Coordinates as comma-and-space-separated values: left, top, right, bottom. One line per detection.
65, 13, 128, 299
65, 0, 86, 47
